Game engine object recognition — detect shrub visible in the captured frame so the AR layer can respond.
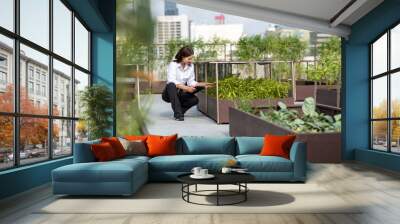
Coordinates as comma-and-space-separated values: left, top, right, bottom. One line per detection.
207, 76, 290, 100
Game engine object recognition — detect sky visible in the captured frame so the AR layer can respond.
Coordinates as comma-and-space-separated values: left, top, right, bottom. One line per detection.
372, 32, 400, 108
0, 0, 89, 75
150, 0, 279, 36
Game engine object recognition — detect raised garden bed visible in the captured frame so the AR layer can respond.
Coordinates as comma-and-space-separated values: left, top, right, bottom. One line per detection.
296, 83, 340, 106
197, 91, 294, 124
229, 107, 341, 163
316, 87, 340, 108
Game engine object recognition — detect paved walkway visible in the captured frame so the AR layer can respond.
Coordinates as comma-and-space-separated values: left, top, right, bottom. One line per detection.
143, 94, 229, 136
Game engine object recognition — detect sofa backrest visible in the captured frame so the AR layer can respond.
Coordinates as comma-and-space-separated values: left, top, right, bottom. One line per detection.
75, 136, 257, 162
73, 139, 100, 163
177, 136, 235, 155
235, 137, 263, 155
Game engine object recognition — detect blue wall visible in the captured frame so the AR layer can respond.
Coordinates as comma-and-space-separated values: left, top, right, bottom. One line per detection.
0, 0, 116, 200
0, 158, 72, 199
343, 0, 400, 170
91, 0, 116, 135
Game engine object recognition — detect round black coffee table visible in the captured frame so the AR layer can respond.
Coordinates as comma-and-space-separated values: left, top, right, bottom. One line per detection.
177, 173, 255, 206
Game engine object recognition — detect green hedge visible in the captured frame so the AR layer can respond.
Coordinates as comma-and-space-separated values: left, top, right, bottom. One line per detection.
207, 76, 290, 100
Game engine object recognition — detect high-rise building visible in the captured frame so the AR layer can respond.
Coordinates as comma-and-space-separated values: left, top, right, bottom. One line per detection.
155, 15, 189, 57
164, 0, 178, 16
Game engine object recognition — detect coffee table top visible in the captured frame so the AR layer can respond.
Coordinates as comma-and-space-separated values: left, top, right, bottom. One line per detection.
177, 172, 255, 185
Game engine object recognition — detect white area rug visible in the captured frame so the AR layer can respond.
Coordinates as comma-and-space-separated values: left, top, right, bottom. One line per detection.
38, 183, 361, 214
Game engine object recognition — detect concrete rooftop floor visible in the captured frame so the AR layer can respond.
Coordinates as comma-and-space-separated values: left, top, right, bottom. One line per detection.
143, 94, 229, 137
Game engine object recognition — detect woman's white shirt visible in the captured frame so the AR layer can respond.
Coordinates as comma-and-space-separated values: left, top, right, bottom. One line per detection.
167, 62, 198, 87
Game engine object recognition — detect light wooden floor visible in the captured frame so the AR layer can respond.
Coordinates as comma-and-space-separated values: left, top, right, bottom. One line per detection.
1, 162, 400, 224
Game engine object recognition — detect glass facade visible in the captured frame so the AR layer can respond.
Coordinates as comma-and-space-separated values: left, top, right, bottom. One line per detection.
0, 0, 91, 170
370, 23, 400, 154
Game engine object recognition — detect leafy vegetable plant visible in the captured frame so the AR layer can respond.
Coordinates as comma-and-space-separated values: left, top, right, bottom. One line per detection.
259, 97, 341, 133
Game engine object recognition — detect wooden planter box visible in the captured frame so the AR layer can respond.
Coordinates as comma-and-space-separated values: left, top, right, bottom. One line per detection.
296, 85, 315, 101
229, 107, 341, 163
316, 86, 340, 108
197, 91, 294, 124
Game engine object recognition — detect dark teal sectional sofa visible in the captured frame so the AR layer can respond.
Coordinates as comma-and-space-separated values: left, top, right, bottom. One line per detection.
52, 136, 307, 196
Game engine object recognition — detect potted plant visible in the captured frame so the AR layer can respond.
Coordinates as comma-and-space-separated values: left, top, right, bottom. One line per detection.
79, 84, 113, 140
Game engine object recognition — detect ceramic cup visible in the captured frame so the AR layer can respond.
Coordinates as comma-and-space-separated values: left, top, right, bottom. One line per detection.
200, 169, 208, 176
221, 167, 232, 174
191, 167, 202, 176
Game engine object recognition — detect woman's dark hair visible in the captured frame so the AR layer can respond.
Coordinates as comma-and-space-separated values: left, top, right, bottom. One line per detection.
174, 46, 194, 63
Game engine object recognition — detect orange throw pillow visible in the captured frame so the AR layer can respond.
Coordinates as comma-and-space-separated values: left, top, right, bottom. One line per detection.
146, 134, 178, 157
124, 135, 148, 142
260, 134, 296, 159
101, 137, 126, 158
91, 142, 117, 162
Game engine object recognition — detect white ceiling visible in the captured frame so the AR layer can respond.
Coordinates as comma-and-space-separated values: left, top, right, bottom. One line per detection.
176, 0, 384, 37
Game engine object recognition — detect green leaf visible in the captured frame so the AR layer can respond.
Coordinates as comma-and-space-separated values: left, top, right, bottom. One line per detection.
302, 97, 316, 116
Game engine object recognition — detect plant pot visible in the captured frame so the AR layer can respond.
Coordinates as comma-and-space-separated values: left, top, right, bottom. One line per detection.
316, 86, 340, 108
296, 85, 316, 101
229, 107, 341, 163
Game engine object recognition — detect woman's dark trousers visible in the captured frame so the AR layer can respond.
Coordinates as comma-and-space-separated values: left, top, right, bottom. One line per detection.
162, 83, 203, 118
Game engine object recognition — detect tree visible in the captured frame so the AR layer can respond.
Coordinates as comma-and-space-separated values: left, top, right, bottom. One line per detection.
307, 37, 341, 85
236, 35, 268, 61
0, 85, 59, 150
116, 0, 155, 136
79, 84, 113, 140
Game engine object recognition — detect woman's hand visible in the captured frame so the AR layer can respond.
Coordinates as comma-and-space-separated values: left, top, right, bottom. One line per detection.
185, 86, 196, 93
181, 85, 196, 93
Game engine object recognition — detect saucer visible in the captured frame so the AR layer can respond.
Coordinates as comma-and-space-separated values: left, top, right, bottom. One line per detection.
190, 174, 215, 179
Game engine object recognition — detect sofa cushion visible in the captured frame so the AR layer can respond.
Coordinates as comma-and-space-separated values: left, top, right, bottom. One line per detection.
147, 134, 178, 157
235, 137, 263, 155
177, 136, 235, 155
149, 154, 235, 172
101, 137, 127, 158
119, 138, 148, 156
124, 135, 148, 142
53, 158, 147, 183
236, 155, 293, 172
91, 142, 118, 161
260, 134, 296, 159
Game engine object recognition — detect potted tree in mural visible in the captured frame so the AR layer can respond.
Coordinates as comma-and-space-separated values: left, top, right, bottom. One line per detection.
116, 0, 154, 135
307, 37, 341, 107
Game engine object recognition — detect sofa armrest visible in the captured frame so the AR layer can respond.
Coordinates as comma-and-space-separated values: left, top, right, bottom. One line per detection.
289, 141, 307, 181
73, 142, 98, 163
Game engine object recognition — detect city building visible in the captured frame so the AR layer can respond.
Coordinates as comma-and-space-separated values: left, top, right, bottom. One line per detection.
155, 15, 189, 57
164, 0, 178, 16
191, 23, 244, 43
0, 41, 76, 158
309, 32, 334, 57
